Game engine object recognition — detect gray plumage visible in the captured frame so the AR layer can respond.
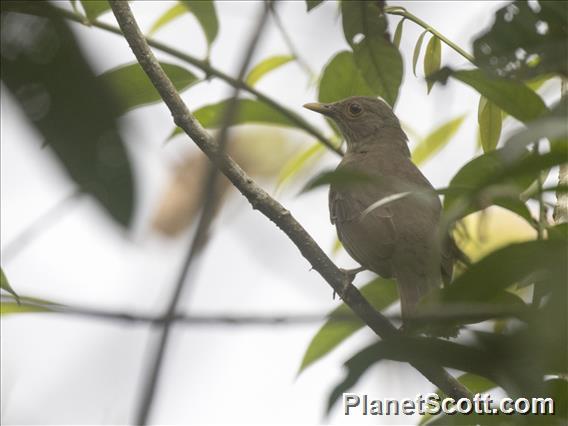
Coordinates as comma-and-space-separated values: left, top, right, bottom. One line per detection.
304, 96, 463, 324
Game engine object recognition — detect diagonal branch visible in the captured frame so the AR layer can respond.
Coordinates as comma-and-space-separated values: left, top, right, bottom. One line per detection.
109, 0, 472, 403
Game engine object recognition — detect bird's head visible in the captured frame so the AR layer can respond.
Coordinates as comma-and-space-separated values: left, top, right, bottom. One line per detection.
303, 96, 408, 154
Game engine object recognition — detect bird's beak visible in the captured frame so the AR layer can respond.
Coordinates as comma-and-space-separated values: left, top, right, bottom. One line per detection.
303, 102, 335, 117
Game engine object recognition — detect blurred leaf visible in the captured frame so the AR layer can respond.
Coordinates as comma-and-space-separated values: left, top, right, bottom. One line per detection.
424, 35, 441, 93
276, 143, 325, 192
180, 0, 218, 50
245, 55, 294, 86
412, 115, 465, 165
300, 168, 377, 194
341, 1, 403, 106
478, 96, 502, 152
545, 378, 568, 419
299, 278, 398, 375
548, 223, 568, 241
393, 18, 404, 48
80, 0, 110, 21
0, 268, 19, 302
318, 51, 375, 103
0, 296, 58, 315
0, 3, 135, 227
193, 98, 297, 129
473, 1, 568, 80
433, 68, 547, 123
98, 62, 199, 115
419, 373, 498, 424
436, 240, 567, 303
306, 0, 324, 12
412, 30, 427, 77
148, 2, 187, 36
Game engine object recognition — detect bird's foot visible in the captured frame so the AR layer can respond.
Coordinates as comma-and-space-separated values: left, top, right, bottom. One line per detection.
333, 266, 366, 299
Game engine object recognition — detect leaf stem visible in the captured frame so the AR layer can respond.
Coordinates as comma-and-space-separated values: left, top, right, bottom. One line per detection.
385, 7, 475, 64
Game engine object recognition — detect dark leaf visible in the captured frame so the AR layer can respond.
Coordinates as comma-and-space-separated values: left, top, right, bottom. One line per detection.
1, 3, 135, 227
98, 62, 199, 115
473, 1, 568, 80
423, 35, 441, 93
393, 18, 404, 48
298, 278, 397, 374
80, 0, 110, 21
306, 0, 324, 12
431, 68, 547, 123
341, 1, 386, 48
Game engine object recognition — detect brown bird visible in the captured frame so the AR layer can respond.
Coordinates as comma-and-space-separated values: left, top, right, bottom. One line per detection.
304, 96, 465, 327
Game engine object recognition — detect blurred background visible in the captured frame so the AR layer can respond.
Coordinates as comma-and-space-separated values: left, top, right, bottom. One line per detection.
1, 1, 560, 424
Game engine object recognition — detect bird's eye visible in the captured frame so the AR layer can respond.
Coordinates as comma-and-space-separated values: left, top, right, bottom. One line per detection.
348, 103, 362, 116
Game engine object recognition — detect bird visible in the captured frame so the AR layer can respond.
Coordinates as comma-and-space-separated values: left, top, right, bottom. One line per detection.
304, 96, 466, 331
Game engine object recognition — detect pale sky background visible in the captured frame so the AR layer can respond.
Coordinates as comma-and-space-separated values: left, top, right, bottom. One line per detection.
0, 1, 559, 425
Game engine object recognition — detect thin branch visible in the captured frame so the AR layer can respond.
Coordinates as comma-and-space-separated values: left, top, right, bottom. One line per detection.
115, 1, 274, 424
385, 7, 475, 64
109, 0, 472, 402
1, 190, 82, 263
3, 2, 341, 156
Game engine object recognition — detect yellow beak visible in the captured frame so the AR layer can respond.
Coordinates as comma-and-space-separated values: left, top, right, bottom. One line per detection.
303, 102, 334, 117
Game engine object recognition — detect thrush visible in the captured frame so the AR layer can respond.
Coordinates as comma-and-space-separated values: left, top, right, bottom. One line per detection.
304, 96, 465, 328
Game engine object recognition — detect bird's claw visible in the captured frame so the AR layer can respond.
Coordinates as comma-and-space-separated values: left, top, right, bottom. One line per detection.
333, 266, 366, 299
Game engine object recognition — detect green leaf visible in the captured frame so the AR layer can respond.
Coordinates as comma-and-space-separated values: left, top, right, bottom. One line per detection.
548, 223, 568, 241
340, 1, 403, 106
423, 35, 441, 94
0, 268, 19, 302
181, 0, 218, 50
412, 115, 465, 165
245, 55, 294, 86
298, 278, 398, 375
98, 62, 199, 115
194, 98, 298, 129
353, 37, 403, 106
275, 143, 325, 192
80, 0, 110, 21
412, 30, 428, 77
437, 240, 567, 303
1, 3, 135, 227
393, 18, 404, 48
441, 68, 547, 123
318, 51, 375, 103
478, 96, 502, 152
300, 168, 377, 194
148, 2, 187, 36
306, 0, 324, 12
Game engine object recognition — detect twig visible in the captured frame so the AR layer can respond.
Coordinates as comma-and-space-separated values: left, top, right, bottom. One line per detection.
1, 2, 341, 156
1, 190, 82, 263
109, 0, 472, 402
109, 1, 273, 424
269, 3, 316, 79
384, 6, 475, 64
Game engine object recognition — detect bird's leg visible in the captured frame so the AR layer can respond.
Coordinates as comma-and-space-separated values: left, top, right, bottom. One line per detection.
333, 266, 366, 299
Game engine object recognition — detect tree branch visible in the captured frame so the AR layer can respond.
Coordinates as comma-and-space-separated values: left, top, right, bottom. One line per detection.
109, 0, 472, 403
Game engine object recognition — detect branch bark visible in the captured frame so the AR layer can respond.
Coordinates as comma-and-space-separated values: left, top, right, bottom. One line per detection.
109, 0, 472, 403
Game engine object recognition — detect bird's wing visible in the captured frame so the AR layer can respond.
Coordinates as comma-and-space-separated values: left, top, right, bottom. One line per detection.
329, 187, 397, 275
